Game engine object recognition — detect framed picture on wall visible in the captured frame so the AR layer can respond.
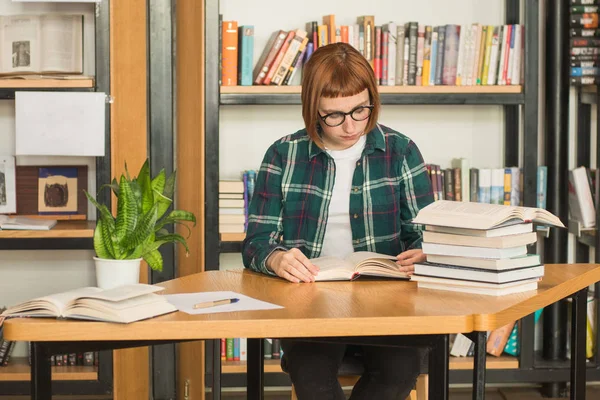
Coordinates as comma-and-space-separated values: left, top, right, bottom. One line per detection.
38, 167, 79, 215
0, 156, 16, 214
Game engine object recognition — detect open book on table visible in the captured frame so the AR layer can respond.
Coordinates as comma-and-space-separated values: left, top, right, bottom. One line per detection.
411, 200, 565, 230
0, 284, 177, 324
312, 251, 407, 281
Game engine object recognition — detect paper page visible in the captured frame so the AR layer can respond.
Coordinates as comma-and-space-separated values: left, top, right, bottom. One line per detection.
81, 284, 165, 302
2, 286, 101, 316
309, 256, 354, 281
15, 91, 106, 156
344, 251, 397, 266
0, 15, 42, 73
163, 291, 283, 315
40, 15, 83, 73
411, 200, 513, 229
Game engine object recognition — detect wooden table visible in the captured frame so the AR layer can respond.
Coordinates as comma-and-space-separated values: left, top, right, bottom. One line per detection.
4, 264, 600, 400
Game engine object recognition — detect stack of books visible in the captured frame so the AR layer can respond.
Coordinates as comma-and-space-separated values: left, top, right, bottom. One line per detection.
410, 201, 565, 296
219, 180, 245, 234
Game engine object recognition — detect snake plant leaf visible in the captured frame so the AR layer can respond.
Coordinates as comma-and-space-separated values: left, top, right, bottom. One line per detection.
151, 169, 166, 195
85, 191, 115, 226
154, 189, 172, 220
143, 249, 163, 272
156, 228, 169, 236
155, 210, 196, 231
111, 178, 120, 197
164, 170, 176, 199
115, 176, 138, 244
124, 203, 158, 249
154, 233, 190, 254
93, 218, 114, 259
137, 160, 154, 214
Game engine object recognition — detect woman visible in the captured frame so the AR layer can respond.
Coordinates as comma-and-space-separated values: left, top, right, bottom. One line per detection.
242, 42, 434, 399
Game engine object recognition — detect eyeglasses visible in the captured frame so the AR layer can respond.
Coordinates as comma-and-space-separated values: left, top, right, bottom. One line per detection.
318, 105, 374, 127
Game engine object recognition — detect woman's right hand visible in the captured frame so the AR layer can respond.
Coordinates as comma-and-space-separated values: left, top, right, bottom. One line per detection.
266, 248, 320, 283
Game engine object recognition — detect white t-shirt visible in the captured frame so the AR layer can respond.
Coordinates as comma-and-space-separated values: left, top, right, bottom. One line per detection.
320, 135, 366, 259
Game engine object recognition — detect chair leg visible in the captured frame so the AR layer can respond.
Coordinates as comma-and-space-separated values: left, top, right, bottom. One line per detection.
416, 374, 429, 400
291, 384, 298, 400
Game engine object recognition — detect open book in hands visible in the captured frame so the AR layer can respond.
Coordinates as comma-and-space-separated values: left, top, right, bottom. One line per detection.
411, 200, 565, 230
0, 284, 177, 324
311, 251, 408, 281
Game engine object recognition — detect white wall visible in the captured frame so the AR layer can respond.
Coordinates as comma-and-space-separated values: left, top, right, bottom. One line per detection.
0, 0, 97, 357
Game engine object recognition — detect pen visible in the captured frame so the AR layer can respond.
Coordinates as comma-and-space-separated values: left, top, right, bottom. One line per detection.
193, 298, 239, 309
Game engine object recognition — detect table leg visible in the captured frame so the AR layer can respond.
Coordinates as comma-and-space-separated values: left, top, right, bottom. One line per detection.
571, 287, 588, 400
428, 334, 449, 400
247, 338, 264, 400
212, 339, 222, 400
472, 331, 487, 400
30, 342, 52, 400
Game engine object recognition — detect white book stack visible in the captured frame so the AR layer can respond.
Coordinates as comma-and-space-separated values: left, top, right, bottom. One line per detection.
410, 201, 565, 296
219, 180, 245, 234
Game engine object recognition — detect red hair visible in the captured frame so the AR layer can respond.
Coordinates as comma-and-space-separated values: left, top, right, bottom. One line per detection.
301, 42, 380, 148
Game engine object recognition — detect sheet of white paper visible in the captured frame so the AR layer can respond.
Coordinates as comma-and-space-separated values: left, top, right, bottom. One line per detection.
163, 291, 283, 315
15, 91, 105, 156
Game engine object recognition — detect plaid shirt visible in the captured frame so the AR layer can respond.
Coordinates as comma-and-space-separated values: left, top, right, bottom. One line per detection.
242, 123, 434, 275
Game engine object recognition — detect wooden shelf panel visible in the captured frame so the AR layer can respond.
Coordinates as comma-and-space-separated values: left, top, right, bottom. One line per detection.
220, 233, 245, 242
221, 355, 519, 374
0, 221, 95, 239
221, 85, 523, 95
0, 358, 98, 381
0, 77, 94, 89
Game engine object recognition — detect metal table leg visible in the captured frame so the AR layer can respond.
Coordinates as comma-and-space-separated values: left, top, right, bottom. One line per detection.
31, 342, 52, 400
571, 288, 589, 400
472, 331, 488, 400
247, 338, 264, 400
428, 334, 449, 400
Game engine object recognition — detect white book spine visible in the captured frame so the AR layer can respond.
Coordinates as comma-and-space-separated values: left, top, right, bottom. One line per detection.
455, 24, 468, 85
487, 26, 501, 85
240, 338, 247, 361
395, 25, 405, 85
511, 25, 522, 85
387, 22, 397, 86
497, 25, 509, 85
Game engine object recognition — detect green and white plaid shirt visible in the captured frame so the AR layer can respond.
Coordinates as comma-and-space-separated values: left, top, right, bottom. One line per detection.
242, 123, 434, 275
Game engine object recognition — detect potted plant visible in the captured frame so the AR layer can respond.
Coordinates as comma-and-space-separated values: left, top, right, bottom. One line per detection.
85, 159, 196, 289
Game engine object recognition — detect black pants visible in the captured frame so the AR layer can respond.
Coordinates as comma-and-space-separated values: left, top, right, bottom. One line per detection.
281, 340, 423, 400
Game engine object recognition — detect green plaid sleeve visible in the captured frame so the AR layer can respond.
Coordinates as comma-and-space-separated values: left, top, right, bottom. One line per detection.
242, 142, 288, 275
399, 140, 434, 249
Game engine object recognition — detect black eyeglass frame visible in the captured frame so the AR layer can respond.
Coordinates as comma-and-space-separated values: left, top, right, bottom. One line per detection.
318, 104, 375, 127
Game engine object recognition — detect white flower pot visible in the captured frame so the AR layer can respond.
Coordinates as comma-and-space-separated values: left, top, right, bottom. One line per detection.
94, 257, 142, 289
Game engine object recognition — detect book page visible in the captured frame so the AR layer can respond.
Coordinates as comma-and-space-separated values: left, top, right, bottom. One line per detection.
79, 284, 165, 302
1, 286, 101, 317
518, 206, 565, 227
40, 15, 83, 73
0, 15, 42, 73
344, 251, 397, 267
310, 256, 355, 281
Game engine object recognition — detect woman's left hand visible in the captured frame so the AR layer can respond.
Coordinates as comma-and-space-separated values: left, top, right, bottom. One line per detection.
396, 249, 426, 276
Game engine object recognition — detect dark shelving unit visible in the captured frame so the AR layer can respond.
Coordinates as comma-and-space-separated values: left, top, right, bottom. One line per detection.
201, 0, 597, 393
0, 0, 114, 396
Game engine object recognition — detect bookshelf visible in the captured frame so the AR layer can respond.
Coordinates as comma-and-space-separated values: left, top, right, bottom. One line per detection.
201, 0, 600, 396
0, 358, 97, 381
221, 355, 519, 374
220, 85, 525, 105
0, 0, 114, 397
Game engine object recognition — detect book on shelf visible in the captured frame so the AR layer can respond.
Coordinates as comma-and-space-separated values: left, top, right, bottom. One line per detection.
0, 14, 83, 76
0, 284, 177, 324
311, 251, 408, 281
568, 166, 596, 228
411, 200, 565, 230
0, 215, 57, 230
